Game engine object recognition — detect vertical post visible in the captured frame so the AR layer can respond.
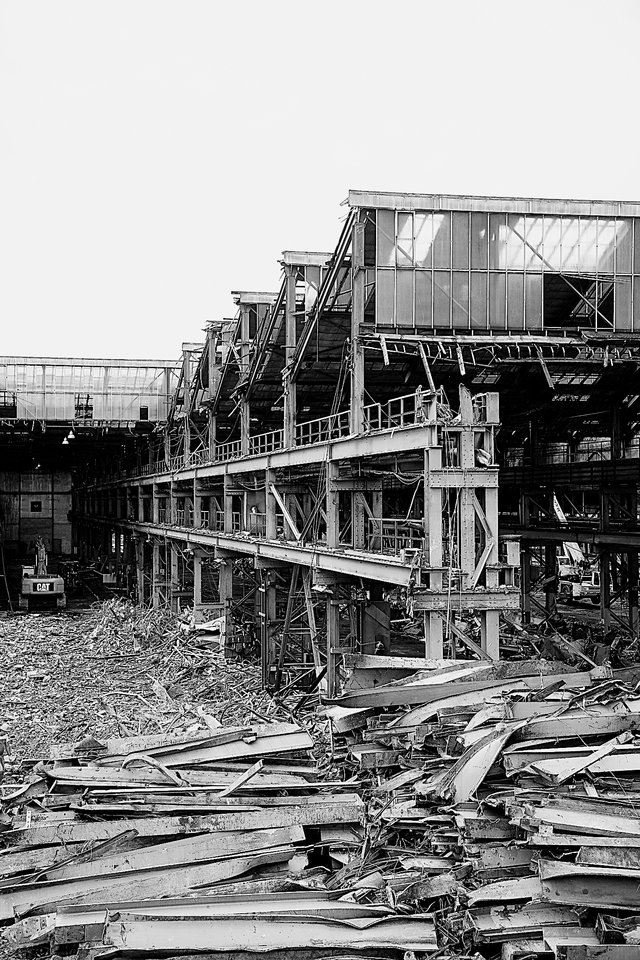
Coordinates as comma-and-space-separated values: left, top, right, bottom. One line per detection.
458, 394, 476, 595
599, 550, 611, 630
424, 434, 443, 658
326, 596, 340, 698
284, 266, 298, 448
350, 215, 366, 434
207, 325, 218, 460
152, 483, 160, 524
193, 549, 202, 622
481, 482, 501, 659
612, 406, 623, 461
265, 469, 277, 539
521, 544, 532, 624
240, 398, 250, 457
169, 481, 177, 525
218, 558, 233, 651
135, 537, 145, 605
629, 550, 639, 634
326, 462, 340, 549
152, 541, 161, 609
260, 568, 277, 688
223, 473, 233, 534
170, 542, 180, 612
544, 543, 557, 616
240, 304, 251, 456
182, 347, 192, 463
353, 493, 366, 550
193, 478, 202, 528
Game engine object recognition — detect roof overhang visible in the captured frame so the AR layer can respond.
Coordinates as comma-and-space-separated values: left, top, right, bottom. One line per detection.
348, 190, 640, 218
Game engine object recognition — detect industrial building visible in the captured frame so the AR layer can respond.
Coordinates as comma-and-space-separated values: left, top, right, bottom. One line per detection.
3, 189, 640, 695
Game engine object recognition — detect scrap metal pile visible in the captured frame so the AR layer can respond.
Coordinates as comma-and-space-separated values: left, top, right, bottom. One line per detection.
0, 719, 439, 957
324, 652, 640, 959
4, 605, 640, 960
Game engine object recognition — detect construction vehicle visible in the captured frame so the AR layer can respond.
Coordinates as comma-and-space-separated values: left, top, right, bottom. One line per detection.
20, 537, 66, 610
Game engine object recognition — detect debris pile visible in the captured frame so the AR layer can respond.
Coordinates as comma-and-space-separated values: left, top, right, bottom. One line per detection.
0, 720, 438, 957
5, 602, 640, 959
0, 600, 282, 766
325, 652, 640, 958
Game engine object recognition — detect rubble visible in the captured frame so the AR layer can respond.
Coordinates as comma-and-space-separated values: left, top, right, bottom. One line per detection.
324, 652, 640, 958
5, 604, 640, 958
0, 600, 288, 769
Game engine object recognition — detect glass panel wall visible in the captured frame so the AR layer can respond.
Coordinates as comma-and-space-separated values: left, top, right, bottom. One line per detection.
373, 209, 639, 334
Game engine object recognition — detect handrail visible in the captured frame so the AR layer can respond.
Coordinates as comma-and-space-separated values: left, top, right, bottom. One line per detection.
249, 429, 284, 455
88, 387, 439, 484
295, 409, 351, 446
363, 391, 426, 431
367, 517, 424, 556
215, 439, 242, 462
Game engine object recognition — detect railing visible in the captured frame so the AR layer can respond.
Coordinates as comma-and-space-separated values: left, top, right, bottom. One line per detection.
99, 388, 438, 483
367, 518, 424, 557
215, 439, 242, 462
176, 508, 185, 526
188, 448, 211, 467
295, 409, 351, 446
158, 506, 167, 523
364, 392, 423, 431
249, 429, 284, 455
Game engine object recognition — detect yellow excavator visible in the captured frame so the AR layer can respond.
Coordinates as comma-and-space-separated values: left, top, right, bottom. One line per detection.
20, 537, 66, 611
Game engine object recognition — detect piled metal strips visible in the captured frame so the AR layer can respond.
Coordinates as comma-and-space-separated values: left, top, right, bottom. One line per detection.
0, 711, 437, 957
324, 653, 640, 959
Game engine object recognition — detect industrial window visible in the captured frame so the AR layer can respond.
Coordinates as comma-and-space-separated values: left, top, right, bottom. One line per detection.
139, 405, 149, 421
30, 501, 42, 512
542, 275, 614, 330
75, 394, 93, 420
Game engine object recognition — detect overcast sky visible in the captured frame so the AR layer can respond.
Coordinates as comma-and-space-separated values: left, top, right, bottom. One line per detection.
1, 0, 638, 361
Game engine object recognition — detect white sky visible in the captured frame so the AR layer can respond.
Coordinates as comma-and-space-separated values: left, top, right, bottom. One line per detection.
1, 0, 638, 361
